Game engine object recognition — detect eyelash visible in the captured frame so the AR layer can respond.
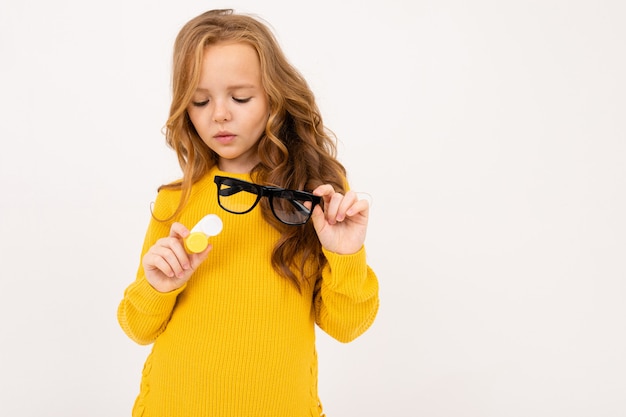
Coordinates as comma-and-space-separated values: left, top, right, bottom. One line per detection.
191, 97, 252, 107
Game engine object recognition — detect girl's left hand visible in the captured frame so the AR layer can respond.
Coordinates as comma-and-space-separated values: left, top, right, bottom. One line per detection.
311, 184, 369, 255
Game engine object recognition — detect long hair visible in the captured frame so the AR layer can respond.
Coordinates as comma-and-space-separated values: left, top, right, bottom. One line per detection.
160, 9, 347, 290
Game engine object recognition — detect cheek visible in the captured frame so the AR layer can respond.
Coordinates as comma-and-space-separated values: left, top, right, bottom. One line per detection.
258, 111, 270, 130
257, 101, 271, 127
249, 106, 269, 134
187, 108, 201, 128
188, 108, 212, 134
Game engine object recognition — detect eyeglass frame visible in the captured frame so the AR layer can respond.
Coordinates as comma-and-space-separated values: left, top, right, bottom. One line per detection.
213, 175, 322, 226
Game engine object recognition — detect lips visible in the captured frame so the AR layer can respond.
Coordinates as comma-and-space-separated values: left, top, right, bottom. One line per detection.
214, 131, 236, 144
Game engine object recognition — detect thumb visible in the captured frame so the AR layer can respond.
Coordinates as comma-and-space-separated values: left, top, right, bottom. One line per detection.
189, 243, 212, 270
310, 205, 327, 234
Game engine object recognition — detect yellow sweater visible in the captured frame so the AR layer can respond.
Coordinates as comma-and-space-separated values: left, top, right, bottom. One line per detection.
117, 167, 379, 417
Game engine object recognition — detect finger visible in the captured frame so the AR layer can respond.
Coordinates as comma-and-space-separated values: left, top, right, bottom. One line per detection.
323, 192, 346, 225
169, 222, 190, 239
144, 250, 179, 278
346, 193, 370, 217
312, 184, 336, 205
153, 236, 191, 276
154, 250, 186, 278
335, 190, 360, 222
168, 223, 193, 269
313, 185, 367, 224
345, 200, 370, 227
310, 204, 327, 232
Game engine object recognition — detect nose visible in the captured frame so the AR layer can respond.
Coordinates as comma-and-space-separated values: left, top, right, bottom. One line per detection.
213, 100, 231, 122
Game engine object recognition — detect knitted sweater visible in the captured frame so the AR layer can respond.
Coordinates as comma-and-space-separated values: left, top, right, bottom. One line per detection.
117, 166, 379, 417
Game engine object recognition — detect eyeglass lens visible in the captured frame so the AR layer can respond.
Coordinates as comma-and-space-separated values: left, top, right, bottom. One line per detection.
218, 181, 260, 214
269, 190, 314, 224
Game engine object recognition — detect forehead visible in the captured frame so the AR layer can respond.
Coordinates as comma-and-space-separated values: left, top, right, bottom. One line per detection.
198, 42, 262, 86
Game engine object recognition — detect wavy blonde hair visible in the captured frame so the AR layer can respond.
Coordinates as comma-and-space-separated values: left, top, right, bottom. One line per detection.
160, 9, 347, 290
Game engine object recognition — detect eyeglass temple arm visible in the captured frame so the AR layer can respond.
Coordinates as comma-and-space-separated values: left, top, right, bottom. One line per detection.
289, 195, 322, 214
290, 199, 316, 214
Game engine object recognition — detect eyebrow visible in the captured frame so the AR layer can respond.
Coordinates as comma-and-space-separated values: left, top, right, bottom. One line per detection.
195, 84, 257, 93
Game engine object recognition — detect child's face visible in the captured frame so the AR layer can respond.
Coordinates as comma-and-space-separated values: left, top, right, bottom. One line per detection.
187, 42, 270, 173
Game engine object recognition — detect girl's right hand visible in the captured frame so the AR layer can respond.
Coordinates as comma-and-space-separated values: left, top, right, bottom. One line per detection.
141, 222, 212, 293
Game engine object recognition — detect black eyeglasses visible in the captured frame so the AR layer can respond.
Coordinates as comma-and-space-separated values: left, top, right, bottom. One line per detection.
214, 176, 322, 225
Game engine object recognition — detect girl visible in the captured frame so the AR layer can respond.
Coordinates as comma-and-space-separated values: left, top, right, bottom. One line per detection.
117, 9, 379, 417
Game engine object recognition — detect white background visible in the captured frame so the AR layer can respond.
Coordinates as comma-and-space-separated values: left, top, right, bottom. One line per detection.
1, 1, 625, 416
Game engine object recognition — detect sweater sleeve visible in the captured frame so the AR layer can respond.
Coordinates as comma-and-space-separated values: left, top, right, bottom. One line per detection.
117, 275, 186, 345
314, 246, 379, 343
117, 189, 185, 345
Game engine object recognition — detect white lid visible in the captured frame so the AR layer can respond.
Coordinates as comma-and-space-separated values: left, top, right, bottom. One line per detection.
191, 214, 223, 237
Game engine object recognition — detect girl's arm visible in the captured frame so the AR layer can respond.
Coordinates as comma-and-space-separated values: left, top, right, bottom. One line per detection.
117, 194, 210, 345
117, 272, 185, 345
311, 183, 379, 341
314, 247, 379, 343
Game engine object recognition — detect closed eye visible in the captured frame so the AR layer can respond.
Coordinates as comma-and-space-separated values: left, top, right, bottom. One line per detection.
191, 100, 209, 107
233, 97, 252, 103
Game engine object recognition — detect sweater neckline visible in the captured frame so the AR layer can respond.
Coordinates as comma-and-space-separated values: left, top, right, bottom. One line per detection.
210, 165, 252, 180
